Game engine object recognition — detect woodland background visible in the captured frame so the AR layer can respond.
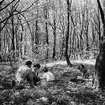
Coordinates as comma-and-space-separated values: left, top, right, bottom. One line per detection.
0, 0, 104, 64
0, 0, 105, 105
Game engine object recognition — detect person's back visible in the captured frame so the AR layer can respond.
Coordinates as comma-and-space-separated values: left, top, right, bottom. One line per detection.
42, 67, 55, 82
16, 65, 31, 83
15, 60, 35, 88
43, 71, 55, 81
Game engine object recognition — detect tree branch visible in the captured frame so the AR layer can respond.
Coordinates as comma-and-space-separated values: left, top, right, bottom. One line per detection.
0, 0, 16, 12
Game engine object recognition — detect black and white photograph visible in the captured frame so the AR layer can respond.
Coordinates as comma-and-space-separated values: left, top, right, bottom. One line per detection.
0, 0, 105, 104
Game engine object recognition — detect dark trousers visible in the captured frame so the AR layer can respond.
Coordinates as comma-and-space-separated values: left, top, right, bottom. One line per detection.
33, 72, 40, 86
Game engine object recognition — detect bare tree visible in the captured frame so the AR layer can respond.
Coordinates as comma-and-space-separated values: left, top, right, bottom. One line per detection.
35, 0, 39, 45
0, 0, 20, 32
97, 0, 105, 36
43, 1, 49, 61
65, 0, 72, 66
52, 16, 56, 59
93, 0, 105, 91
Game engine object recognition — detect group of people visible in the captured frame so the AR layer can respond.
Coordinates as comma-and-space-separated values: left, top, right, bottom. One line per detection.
14, 60, 55, 88
13, 60, 89, 90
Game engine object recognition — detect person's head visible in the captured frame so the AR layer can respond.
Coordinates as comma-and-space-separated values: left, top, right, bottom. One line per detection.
78, 64, 85, 70
25, 60, 32, 68
43, 67, 48, 72
34, 63, 41, 69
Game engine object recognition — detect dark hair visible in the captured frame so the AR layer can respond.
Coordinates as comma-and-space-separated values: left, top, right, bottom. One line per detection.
43, 67, 48, 72
25, 60, 32, 66
80, 64, 85, 68
78, 64, 85, 70
34, 64, 41, 68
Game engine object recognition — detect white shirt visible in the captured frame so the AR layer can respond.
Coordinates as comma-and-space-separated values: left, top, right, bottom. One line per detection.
15, 65, 32, 83
42, 71, 55, 81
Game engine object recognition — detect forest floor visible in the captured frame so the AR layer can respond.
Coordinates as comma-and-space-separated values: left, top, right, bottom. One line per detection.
0, 59, 105, 105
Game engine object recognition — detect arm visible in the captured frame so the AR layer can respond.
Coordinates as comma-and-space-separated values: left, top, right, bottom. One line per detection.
40, 73, 46, 80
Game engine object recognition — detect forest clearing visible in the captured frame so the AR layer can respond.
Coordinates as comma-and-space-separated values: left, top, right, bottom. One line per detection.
0, 59, 104, 105
1, 0, 105, 105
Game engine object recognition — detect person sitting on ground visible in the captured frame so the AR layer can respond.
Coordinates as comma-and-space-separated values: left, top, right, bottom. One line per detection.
78, 64, 87, 78
41, 67, 55, 82
14, 60, 35, 88
32, 63, 41, 86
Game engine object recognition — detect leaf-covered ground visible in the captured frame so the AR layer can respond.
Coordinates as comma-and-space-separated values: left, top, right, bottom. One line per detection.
0, 62, 105, 105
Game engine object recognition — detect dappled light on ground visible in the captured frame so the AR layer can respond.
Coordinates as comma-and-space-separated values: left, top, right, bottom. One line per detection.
44, 59, 96, 67
0, 62, 105, 105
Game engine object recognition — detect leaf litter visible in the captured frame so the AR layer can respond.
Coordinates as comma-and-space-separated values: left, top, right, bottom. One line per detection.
0, 60, 105, 105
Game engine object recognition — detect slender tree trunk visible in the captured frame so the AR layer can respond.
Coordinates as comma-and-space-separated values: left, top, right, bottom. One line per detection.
65, 0, 72, 66
11, 16, 15, 50
98, 8, 101, 41
44, 4, 49, 45
0, 5, 1, 50
0, 20, 1, 50
85, 25, 89, 59
45, 22, 49, 62
21, 33, 24, 57
45, 22, 49, 44
60, 35, 65, 60
97, 0, 105, 36
43, 3, 49, 62
52, 17, 56, 59
35, 20, 39, 44
35, 1, 39, 56
11, 11, 15, 61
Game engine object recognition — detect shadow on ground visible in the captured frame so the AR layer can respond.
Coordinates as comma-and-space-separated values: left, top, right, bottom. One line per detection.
0, 63, 105, 105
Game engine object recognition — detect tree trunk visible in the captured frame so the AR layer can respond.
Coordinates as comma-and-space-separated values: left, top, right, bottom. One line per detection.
65, 0, 72, 66
45, 22, 49, 45
45, 22, 49, 62
0, 19, 1, 50
94, 0, 105, 91
52, 17, 56, 59
60, 36, 65, 60
35, 1, 39, 55
0, 5, 1, 50
86, 24, 89, 51
43, 4, 49, 62
11, 11, 15, 61
35, 19, 39, 45
97, 8, 101, 41
97, 0, 105, 36
21, 33, 24, 57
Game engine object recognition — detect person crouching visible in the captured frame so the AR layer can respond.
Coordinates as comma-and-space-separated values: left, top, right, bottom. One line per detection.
14, 60, 35, 88
78, 64, 87, 78
32, 64, 41, 86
